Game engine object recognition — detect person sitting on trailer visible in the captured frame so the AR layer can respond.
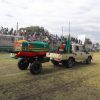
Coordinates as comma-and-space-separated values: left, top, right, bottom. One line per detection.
58, 41, 66, 53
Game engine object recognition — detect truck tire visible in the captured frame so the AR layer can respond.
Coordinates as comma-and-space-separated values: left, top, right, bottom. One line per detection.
18, 58, 29, 70
66, 58, 74, 68
51, 60, 59, 66
86, 56, 92, 64
30, 61, 42, 74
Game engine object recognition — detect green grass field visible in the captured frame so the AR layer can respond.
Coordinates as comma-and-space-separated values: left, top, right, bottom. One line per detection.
0, 52, 100, 100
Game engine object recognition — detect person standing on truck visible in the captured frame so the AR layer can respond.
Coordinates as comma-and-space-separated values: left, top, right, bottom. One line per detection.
58, 41, 66, 53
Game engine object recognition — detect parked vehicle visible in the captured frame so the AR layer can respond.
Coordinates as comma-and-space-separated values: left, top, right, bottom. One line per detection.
0, 35, 23, 51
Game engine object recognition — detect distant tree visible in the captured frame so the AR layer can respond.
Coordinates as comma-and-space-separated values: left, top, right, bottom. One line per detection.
95, 43, 100, 48
19, 26, 48, 35
96, 43, 99, 45
84, 38, 92, 44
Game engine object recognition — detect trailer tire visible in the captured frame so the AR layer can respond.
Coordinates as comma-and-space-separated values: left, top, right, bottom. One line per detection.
66, 58, 74, 68
30, 61, 42, 74
18, 58, 29, 70
51, 60, 59, 66
86, 56, 92, 64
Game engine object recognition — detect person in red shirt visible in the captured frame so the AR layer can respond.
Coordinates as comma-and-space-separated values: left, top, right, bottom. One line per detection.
58, 42, 66, 53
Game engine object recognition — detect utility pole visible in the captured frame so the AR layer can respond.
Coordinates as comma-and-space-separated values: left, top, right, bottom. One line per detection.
16, 22, 19, 36
69, 21, 70, 36
62, 26, 63, 37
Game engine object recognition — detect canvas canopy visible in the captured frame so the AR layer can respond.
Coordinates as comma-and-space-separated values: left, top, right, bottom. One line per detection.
14, 40, 49, 52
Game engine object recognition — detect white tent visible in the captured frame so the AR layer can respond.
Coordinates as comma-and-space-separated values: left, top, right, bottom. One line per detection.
78, 35, 86, 44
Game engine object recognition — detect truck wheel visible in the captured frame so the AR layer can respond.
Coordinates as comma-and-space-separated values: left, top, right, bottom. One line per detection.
30, 61, 42, 74
51, 60, 59, 66
86, 57, 92, 64
18, 58, 29, 70
66, 58, 74, 68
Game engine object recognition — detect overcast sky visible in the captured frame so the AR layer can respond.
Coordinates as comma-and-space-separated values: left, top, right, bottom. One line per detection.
0, 0, 100, 43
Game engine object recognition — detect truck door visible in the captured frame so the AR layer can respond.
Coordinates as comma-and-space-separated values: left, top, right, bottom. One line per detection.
75, 45, 83, 61
79, 46, 87, 61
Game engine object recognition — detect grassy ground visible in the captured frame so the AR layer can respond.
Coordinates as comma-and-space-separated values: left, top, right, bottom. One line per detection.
0, 52, 100, 100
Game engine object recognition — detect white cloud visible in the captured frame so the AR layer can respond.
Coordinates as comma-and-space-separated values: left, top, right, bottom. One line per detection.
0, 0, 100, 43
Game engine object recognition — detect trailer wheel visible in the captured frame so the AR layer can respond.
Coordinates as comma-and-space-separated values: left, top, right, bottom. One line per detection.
30, 61, 42, 74
18, 58, 29, 70
86, 56, 92, 64
51, 60, 59, 66
66, 58, 74, 68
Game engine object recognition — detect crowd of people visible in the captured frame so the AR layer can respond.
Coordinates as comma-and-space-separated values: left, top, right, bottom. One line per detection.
0, 26, 82, 52
21, 31, 83, 52
0, 27, 17, 35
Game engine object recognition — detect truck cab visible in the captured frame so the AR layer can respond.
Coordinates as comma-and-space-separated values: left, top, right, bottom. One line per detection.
71, 44, 91, 62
